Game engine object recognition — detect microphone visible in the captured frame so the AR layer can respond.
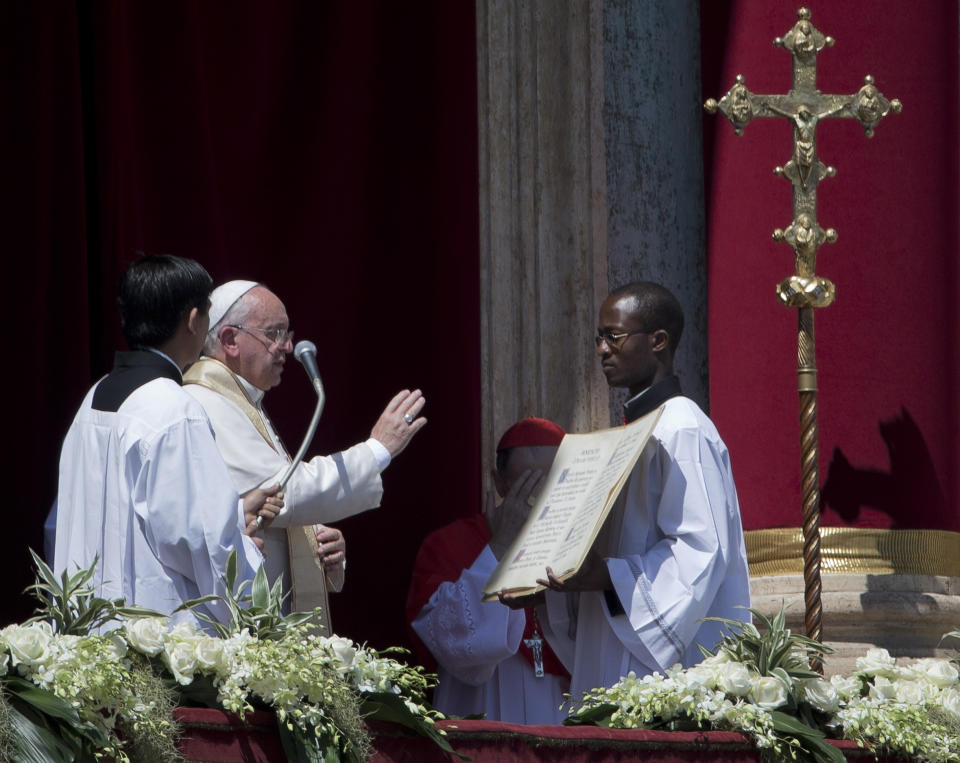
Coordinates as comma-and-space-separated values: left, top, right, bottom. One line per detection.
294, 340, 322, 393
278, 340, 326, 490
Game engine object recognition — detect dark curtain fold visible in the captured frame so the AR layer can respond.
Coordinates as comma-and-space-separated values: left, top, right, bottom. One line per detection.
4, 0, 480, 653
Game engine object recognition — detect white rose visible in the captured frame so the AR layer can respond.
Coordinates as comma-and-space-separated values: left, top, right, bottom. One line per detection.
893, 680, 925, 705
940, 688, 960, 719
801, 678, 839, 714
868, 675, 897, 701
855, 647, 896, 677
164, 641, 198, 685
699, 651, 732, 668
194, 637, 224, 672
830, 673, 863, 701
0, 652, 8, 676
908, 658, 959, 688
324, 635, 357, 667
125, 618, 166, 656
680, 666, 715, 690
748, 675, 789, 710
6, 623, 53, 670
716, 661, 754, 697
166, 621, 200, 645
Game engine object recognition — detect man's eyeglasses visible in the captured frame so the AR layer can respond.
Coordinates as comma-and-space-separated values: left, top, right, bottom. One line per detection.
595, 329, 646, 351
229, 325, 294, 348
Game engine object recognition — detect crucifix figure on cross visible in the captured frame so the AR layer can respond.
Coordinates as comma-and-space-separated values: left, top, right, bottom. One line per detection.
704, 7, 901, 668
705, 7, 901, 305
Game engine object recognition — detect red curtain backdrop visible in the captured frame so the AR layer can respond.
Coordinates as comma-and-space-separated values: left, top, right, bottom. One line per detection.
702, 2, 959, 532
5, 1, 480, 653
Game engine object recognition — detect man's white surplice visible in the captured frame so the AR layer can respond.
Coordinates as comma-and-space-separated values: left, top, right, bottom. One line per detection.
54, 372, 263, 630
541, 396, 751, 698
186, 373, 384, 595
412, 544, 569, 724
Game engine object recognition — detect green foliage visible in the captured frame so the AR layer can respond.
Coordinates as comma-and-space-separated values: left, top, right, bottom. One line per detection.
178, 550, 316, 640
1, 677, 107, 763
24, 549, 161, 635
701, 605, 833, 681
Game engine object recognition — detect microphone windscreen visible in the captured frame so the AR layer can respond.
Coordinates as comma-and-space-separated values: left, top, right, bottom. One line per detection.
294, 339, 321, 382
294, 340, 317, 360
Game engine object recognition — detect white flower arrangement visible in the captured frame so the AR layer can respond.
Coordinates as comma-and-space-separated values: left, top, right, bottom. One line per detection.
567, 609, 960, 763
0, 551, 449, 763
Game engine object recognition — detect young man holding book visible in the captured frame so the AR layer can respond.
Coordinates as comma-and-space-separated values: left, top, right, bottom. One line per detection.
514, 282, 750, 699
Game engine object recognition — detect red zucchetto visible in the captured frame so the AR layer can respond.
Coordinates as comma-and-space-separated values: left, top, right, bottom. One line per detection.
496, 417, 565, 452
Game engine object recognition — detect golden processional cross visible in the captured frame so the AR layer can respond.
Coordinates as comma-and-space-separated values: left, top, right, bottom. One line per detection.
704, 8, 901, 664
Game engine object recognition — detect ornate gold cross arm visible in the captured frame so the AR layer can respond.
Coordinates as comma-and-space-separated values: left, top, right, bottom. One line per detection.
704, 8, 901, 309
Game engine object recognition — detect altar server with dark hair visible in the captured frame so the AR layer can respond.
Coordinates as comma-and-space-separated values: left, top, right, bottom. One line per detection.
54, 255, 281, 630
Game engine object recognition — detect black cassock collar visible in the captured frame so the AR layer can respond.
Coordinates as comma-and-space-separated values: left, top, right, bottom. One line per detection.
92, 350, 183, 413
622, 374, 682, 423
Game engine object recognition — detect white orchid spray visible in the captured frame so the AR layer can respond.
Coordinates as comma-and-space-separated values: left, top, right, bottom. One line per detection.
567, 607, 960, 763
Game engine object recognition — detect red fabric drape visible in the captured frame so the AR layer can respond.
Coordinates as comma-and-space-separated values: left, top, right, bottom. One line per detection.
702, 2, 959, 532
5, 1, 480, 653
173, 711, 908, 762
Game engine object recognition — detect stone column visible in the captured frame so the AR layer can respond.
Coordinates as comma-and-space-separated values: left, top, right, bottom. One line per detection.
476, 0, 611, 478
476, 0, 708, 471
476, 0, 709, 486
601, 0, 708, 418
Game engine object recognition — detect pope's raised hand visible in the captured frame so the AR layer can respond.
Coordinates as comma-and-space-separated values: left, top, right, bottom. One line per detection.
369, 389, 427, 458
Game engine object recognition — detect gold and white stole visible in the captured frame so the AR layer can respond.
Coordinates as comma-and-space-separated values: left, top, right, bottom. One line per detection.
184, 358, 331, 634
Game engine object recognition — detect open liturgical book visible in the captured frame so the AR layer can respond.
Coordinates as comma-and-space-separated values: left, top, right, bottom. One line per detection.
481, 405, 664, 601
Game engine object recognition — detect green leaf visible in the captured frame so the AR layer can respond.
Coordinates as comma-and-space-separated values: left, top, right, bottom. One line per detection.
225, 550, 239, 590
770, 711, 846, 763
278, 722, 347, 763
5, 701, 79, 763
563, 703, 618, 727
250, 565, 271, 611
5, 678, 85, 725
362, 693, 460, 757
168, 673, 220, 708
5, 680, 109, 761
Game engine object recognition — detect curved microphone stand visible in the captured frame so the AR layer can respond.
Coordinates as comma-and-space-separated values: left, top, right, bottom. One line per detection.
278, 341, 326, 489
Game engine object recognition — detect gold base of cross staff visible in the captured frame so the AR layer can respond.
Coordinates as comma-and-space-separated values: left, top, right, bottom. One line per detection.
704, 7, 901, 670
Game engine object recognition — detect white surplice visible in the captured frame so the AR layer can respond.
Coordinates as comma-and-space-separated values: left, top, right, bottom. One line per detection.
54, 372, 263, 630
185, 374, 384, 596
412, 546, 570, 724
541, 396, 751, 699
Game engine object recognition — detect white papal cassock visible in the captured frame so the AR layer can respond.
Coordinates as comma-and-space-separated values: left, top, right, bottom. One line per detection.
541, 384, 751, 699
54, 350, 263, 630
184, 359, 385, 601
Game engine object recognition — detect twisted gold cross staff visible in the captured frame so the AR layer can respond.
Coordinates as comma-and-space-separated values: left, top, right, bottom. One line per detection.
704, 7, 901, 670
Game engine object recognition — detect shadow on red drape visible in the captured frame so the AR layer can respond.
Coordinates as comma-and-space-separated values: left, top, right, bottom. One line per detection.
4, 1, 480, 653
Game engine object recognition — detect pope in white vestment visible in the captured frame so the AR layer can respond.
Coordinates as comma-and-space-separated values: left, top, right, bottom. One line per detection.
184, 280, 426, 614
185, 370, 385, 596
540, 383, 751, 699
54, 350, 265, 631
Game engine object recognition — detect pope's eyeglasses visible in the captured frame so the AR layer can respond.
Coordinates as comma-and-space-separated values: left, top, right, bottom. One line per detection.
230, 325, 294, 348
